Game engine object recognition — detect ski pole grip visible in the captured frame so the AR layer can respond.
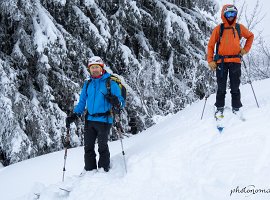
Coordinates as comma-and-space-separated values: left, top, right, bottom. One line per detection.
65, 128, 71, 148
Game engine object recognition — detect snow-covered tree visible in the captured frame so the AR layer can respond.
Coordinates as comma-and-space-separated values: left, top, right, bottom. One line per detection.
0, 0, 218, 165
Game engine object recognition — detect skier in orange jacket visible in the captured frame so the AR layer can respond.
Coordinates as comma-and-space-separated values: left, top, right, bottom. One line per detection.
207, 4, 254, 117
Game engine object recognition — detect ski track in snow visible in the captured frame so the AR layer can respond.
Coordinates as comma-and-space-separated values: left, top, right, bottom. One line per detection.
1, 79, 270, 200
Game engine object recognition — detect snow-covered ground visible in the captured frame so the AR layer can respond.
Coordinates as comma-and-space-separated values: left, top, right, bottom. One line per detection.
0, 78, 270, 200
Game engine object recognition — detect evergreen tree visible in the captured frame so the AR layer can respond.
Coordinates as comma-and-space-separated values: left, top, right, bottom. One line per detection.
0, 0, 217, 166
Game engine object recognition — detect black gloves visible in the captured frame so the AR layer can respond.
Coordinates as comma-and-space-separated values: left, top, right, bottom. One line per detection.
105, 94, 120, 107
66, 113, 79, 128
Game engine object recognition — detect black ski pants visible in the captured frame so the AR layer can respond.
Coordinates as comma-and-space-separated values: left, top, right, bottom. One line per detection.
215, 62, 242, 109
84, 121, 112, 171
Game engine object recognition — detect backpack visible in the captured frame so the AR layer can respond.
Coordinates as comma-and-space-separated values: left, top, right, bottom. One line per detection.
214, 23, 241, 61
85, 75, 127, 100
106, 75, 127, 100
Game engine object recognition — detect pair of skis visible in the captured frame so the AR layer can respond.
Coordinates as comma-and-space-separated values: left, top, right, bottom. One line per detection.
215, 107, 246, 133
34, 187, 71, 199
215, 112, 226, 133
34, 167, 114, 199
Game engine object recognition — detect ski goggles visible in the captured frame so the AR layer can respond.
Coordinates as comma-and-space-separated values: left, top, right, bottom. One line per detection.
224, 11, 237, 18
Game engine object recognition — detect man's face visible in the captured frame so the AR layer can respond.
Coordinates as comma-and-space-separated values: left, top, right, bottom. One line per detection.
224, 11, 237, 22
89, 64, 103, 77
227, 17, 235, 21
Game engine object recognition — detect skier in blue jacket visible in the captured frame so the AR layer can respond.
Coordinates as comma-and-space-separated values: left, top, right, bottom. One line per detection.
66, 56, 125, 172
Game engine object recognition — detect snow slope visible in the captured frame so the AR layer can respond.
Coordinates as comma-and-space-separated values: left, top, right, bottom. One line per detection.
1, 79, 270, 200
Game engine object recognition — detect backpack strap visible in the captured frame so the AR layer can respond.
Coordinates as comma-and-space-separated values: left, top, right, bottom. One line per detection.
214, 23, 224, 61
235, 23, 241, 39
85, 79, 92, 96
84, 79, 91, 120
214, 23, 242, 78
86, 77, 113, 96
89, 110, 111, 117
214, 23, 241, 61
84, 78, 113, 120
106, 77, 112, 96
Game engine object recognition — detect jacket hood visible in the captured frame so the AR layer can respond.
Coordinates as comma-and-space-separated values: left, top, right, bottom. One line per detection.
221, 4, 237, 26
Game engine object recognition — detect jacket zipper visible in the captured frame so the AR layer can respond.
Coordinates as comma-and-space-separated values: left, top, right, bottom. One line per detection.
92, 80, 96, 114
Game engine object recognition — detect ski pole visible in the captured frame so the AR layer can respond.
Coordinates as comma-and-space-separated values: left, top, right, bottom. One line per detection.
201, 71, 214, 120
242, 59, 260, 108
113, 109, 127, 174
62, 128, 70, 182
200, 95, 208, 120
118, 127, 127, 174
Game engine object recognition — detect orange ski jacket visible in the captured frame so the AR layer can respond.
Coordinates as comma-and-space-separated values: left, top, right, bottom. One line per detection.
207, 4, 254, 64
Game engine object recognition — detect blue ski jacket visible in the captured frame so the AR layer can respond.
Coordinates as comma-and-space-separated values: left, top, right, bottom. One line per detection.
74, 72, 125, 124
